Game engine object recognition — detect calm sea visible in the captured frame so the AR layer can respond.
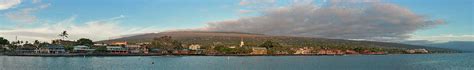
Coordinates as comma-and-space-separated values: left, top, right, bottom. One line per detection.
1, 53, 473, 70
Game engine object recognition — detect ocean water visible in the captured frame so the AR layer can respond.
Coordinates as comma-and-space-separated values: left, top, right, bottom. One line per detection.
1, 53, 473, 70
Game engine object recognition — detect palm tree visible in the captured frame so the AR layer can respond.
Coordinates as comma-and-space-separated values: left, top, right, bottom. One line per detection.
59, 31, 69, 40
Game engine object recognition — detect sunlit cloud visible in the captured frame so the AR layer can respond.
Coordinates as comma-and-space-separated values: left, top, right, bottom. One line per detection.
203, 0, 444, 42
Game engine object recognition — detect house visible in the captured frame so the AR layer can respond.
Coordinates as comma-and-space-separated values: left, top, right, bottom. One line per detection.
73, 45, 95, 53
41, 45, 66, 54
107, 46, 128, 54
188, 44, 201, 51
126, 45, 142, 54
294, 47, 313, 54
250, 47, 267, 55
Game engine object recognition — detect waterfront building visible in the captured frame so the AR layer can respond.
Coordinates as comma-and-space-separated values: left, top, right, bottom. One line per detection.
106, 46, 128, 54
126, 45, 142, 54
73, 45, 95, 53
42, 45, 66, 54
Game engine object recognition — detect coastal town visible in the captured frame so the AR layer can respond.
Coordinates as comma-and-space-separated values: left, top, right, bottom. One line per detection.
0, 31, 430, 56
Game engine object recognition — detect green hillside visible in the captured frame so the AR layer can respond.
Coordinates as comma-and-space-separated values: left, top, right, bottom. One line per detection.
98, 31, 459, 53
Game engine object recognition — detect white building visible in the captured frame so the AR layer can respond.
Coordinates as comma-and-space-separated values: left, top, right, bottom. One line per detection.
189, 44, 201, 50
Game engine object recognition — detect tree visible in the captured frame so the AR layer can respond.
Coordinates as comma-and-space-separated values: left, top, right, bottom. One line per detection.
33, 40, 40, 46
59, 31, 69, 40
76, 38, 94, 46
64, 46, 74, 51
0, 37, 9, 45
259, 40, 281, 49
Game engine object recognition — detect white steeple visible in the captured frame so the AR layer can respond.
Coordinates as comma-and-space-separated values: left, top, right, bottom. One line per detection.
240, 36, 244, 47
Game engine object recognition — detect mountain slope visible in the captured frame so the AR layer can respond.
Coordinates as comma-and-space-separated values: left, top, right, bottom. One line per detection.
98, 31, 459, 53
424, 41, 474, 52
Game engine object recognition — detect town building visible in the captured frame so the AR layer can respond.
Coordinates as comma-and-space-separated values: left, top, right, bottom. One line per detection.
250, 47, 267, 55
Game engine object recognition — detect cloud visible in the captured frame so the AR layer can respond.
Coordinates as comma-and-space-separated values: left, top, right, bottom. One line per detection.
203, 0, 444, 41
238, 9, 254, 14
4, 3, 50, 25
0, 0, 21, 10
408, 34, 474, 42
32, 0, 40, 4
239, 0, 275, 6
0, 15, 157, 42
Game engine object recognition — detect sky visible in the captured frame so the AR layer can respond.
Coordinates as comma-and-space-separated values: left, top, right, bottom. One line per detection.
0, 0, 472, 43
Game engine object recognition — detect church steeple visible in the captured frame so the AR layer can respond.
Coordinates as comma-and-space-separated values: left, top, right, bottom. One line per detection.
240, 36, 244, 47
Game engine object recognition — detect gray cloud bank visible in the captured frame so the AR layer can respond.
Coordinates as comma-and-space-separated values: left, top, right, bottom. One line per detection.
203, 0, 444, 41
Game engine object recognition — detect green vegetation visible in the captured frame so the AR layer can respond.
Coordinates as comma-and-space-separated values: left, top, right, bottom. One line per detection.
100, 31, 459, 54
149, 36, 184, 51
0, 37, 9, 52
76, 38, 94, 46
259, 40, 281, 49
213, 45, 252, 54
0, 37, 9, 45
58, 31, 69, 40
65, 46, 74, 51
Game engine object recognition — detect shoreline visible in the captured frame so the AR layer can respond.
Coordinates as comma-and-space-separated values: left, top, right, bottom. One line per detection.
1, 53, 458, 57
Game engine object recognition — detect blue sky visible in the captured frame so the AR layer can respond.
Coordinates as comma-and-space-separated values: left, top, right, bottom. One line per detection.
0, 0, 473, 42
